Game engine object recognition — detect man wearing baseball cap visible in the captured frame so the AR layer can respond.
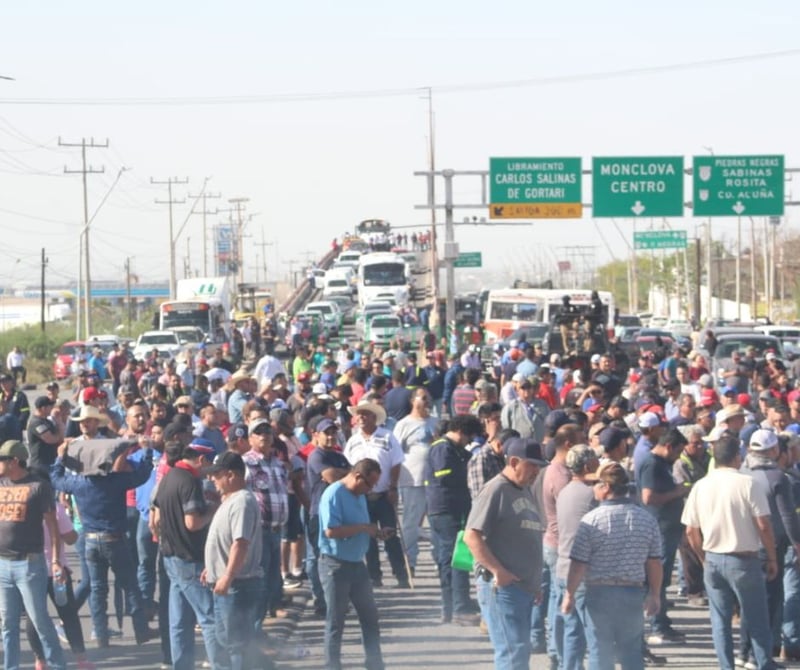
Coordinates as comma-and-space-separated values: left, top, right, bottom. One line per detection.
27, 396, 62, 481
637, 428, 689, 645
305, 416, 350, 617
0, 440, 67, 669
464, 437, 546, 669
632, 411, 667, 474
153, 439, 221, 670
554, 445, 600, 668
739, 429, 800, 668
203, 451, 263, 670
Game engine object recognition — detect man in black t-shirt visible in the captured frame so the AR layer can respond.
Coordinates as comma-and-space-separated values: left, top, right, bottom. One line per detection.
0, 440, 67, 669
305, 416, 350, 616
26, 396, 63, 481
636, 428, 689, 646
153, 440, 222, 670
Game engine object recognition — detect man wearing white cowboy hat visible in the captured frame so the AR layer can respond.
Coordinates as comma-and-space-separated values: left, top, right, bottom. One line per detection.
226, 369, 254, 425
343, 399, 408, 588
70, 404, 114, 440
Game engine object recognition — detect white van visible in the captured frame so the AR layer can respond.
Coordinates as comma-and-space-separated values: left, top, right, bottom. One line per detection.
323, 267, 355, 299
338, 250, 363, 268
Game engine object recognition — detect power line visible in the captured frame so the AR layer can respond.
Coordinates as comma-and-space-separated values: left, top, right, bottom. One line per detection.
1, 48, 798, 106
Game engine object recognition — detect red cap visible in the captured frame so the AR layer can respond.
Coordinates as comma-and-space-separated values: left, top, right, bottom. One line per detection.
788, 390, 800, 404
699, 388, 717, 407
83, 387, 100, 403
586, 402, 604, 413
737, 393, 751, 408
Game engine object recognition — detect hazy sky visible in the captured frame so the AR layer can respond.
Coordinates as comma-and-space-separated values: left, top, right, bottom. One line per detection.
1, 1, 798, 291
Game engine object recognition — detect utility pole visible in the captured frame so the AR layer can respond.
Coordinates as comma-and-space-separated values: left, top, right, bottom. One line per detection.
187, 190, 221, 276
228, 198, 249, 287
60, 136, 108, 339
256, 227, 273, 284
423, 87, 440, 335
40, 248, 47, 332
125, 257, 132, 337
152, 177, 189, 298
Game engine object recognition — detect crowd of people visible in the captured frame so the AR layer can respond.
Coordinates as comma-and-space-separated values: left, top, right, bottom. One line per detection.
2, 314, 800, 669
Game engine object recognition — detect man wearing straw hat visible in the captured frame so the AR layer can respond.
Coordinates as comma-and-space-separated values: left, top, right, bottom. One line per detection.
343, 399, 407, 589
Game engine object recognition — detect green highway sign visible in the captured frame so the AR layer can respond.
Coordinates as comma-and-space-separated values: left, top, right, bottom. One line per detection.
454, 252, 482, 268
592, 156, 684, 218
692, 155, 784, 216
633, 230, 688, 250
489, 157, 582, 219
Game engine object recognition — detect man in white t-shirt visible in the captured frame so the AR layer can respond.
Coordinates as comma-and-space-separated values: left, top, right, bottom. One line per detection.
392, 388, 437, 573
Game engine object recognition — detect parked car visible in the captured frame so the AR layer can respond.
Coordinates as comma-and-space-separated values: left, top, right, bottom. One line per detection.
355, 301, 394, 340
133, 330, 183, 361
53, 341, 83, 379
665, 318, 693, 339
305, 300, 342, 335
711, 333, 784, 388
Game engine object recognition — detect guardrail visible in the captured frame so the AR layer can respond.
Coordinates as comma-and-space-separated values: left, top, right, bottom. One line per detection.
277, 247, 339, 316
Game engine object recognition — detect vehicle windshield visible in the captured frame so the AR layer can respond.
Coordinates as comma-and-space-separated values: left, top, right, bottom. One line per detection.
328, 280, 348, 288
308, 305, 333, 315
716, 338, 783, 359
162, 310, 210, 331
175, 330, 203, 344
508, 324, 549, 343
362, 263, 406, 287
59, 344, 78, 357
370, 316, 400, 329
140, 334, 179, 346
489, 300, 539, 321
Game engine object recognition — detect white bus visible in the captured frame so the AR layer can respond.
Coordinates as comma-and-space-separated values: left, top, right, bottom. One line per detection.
483, 288, 615, 344
357, 252, 410, 308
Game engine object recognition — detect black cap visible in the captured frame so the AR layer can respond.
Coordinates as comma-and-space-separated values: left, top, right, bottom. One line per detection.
227, 423, 248, 442
34, 396, 55, 409
205, 451, 245, 476
503, 437, 547, 465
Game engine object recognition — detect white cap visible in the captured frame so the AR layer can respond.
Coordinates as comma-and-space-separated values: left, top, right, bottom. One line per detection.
749, 429, 778, 452
591, 354, 601, 364
311, 382, 328, 395
637, 412, 663, 429
702, 425, 729, 442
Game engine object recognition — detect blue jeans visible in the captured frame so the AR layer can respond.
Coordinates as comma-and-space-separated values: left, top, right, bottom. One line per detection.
650, 523, 681, 634
255, 527, 282, 626
319, 554, 384, 670
531, 545, 550, 650
85, 533, 148, 644
0, 554, 66, 670
556, 579, 587, 670
543, 544, 559, 660
136, 515, 159, 609
741, 542, 786, 663
305, 514, 325, 609
213, 577, 261, 670
476, 577, 534, 670
428, 512, 471, 618
163, 555, 227, 670
783, 545, 800, 655
705, 552, 774, 670
584, 585, 645, 670
399, 486, 427, 568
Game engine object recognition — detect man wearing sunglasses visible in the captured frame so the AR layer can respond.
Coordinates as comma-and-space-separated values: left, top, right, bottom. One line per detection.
318, 458, 386, 670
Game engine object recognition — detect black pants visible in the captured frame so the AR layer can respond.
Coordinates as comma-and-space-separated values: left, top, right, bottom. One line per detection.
365, 494, 406, 583
27, 572, 86, 659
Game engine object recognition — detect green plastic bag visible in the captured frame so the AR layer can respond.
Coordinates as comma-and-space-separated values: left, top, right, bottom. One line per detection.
451, 530, 474, 572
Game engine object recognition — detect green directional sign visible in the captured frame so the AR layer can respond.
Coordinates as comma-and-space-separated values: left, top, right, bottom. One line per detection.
633, 230, 688, 250
489, 157, 582, 219
592, 156, 684, 218
692, 155, 784, 216
454, 252, 482, 268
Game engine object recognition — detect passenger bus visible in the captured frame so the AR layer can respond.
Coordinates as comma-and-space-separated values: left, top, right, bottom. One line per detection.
159, 300, 228, 344
482, 288, 615, 344
357, 252, 410, 308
